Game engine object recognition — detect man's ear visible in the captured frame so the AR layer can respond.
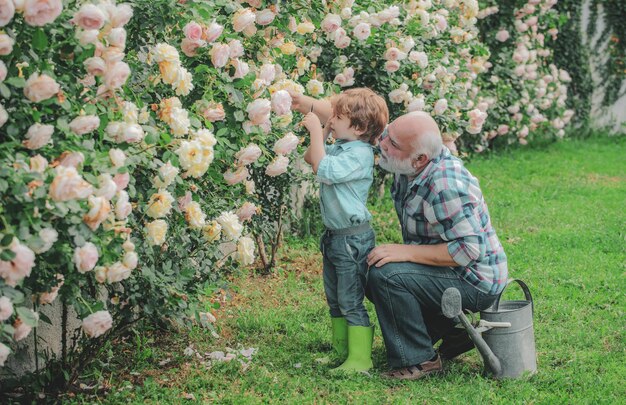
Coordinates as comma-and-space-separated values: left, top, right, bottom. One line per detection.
412, 154, 429, 170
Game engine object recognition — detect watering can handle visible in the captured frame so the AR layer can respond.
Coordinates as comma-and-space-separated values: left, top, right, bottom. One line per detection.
493, 279, 534, 314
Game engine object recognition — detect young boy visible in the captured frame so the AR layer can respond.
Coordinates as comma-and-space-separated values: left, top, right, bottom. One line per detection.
298, 88, 389, 372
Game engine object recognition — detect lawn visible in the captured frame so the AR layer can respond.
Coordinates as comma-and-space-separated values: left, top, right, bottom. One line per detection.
69, 136, 625, 404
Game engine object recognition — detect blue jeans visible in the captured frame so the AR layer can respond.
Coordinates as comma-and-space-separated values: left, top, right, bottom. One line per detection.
321, 228, 376, 327
366, 262, 498, 368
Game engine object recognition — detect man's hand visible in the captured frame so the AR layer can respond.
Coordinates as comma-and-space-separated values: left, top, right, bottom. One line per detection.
367, 244, 413, 268
302, 112, 323, 137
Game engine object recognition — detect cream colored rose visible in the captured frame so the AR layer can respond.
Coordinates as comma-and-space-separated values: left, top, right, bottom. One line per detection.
24, 0, 63, 27
223, 166, 249, 185
246, 99, 271, 125
194, 128, 217, 148
69, 115, 100, 135
29, 154, 48, 173
273, 132, 299, 155
244, 180, 255, 195
296, 21, 315, 35
153, 161, 179, 188
94, 266, 107, 283
74, 242, 99, 273
233, 8, 255, 32
0, 33, 14, 55
185, 201, 206, 229
279, 42, 297, 55
152, 43, 179, 63
23, 123, 53, 150
95, 174, 117, 200
104, 61, 130, 89
48, 166, 93, 201
235, 143, 262, 166
202, 220, 221, 242
210, 43, 230, 68
306, 79, 324, 97
24, 73, 60, 102
122, 251, 138, 270
82, 310, 113, 338
109, 148, 126, 167
217, 211, 243, 240
169, 107, 190, 137
83, 196, 111, 231
146, 189, 174, 219
57, 151, 85, 168
173, 67, 194, 96
0, 296, 13, 322
265, 155, 289, 177
146, 219, 167, 246
106, 261, 131, 283
115, 190, 132, 220
236, 236, 255, 266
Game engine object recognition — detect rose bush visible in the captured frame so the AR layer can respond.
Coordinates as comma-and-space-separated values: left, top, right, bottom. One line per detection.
0, 0, 573, 387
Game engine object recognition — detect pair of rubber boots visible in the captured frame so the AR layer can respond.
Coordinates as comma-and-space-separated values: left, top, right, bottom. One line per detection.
330, 316, 373, 372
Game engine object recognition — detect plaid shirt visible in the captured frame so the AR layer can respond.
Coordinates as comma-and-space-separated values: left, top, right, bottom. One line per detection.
391, 147, 508, 295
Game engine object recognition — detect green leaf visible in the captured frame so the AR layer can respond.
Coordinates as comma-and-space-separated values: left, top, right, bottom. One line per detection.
0, 83, 10, 99
5, 77, 26, 88
33, 29, 49, 51
144, 133, 157, 144
1, 234, 13, 246
1, 287, 24, 304
16, 307, 39, 327
160, 131, 172, 144
0, 249, 16, 261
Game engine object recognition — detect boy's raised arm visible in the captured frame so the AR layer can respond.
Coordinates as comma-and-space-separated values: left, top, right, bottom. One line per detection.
289, 91, 332, 125
302, 113, 325, 173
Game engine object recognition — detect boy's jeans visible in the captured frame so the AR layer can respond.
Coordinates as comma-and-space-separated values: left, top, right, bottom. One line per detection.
321, 225, 375, 327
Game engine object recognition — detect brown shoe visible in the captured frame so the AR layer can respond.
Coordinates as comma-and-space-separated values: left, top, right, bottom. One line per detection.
382, 355, 443, 380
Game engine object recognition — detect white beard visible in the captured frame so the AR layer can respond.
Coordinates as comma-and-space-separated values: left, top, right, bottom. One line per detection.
378, 152, 419, 176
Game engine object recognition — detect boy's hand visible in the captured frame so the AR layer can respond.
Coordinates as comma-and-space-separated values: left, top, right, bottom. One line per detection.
302, 112, 323, 137
287, 90, 308, 113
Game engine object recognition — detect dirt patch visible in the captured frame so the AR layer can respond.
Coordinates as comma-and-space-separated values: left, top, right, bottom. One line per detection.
585, 173, 624, 185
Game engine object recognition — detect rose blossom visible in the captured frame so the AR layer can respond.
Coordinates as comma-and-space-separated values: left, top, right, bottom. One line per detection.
236, 202, 257, 222
146, 219, 167, 246
14, 315, 36, 341
255, 9, 275, 26
321, 13, 341, 33
228, 39, 244, 58
104, 61, 130, 89
39, 274, 64, 305
83, 196, 111, 231
95, 173, 117, 200
122, 251, 138, 270
84, 57, 106, 76
24, 73, 60, 102
217, 211, 243, 240
0, 239, 35, 287
0, 0, 15, 27
231, 59, 250, 79
353, 22, 371, 41
69, 115, 100, 135
223, 166, 249, 185
23, 0, 63, 27
384, 47, 407, 61
153, 161, 178, 188
107, 28, 126, 49
233, 8, 255, 32
48, 166, 93, 201
72, 4, 106, 30
434, 99, 448, 115
210, 43, 230, 68
271, 90, 292, 116
203, 21, 223, 43
184, 21, 203, 40
202, 220, 222, 242
181, 38, 205, 57
273, 132, 299, 155
259, 64, 276, 85
265, 155, 289, 177
201, 102, 225, 122
29, 154, 48, 173
56, 151, 84, 168
0, 343, 9, 367
236, 236, 255, 266
0, 296, 13, 321
82, 310, 113, 338
235, 144, 262, 166
384, 60, 401, 73
0, 33, 14, 55
246, 99, 271, 125
146, 189, 174, 219
333, 28, 351, 49
23, 123, 53, 150
30, 228, 58, 254
185, 201, 206, 229
76, 29, 99, 46
74, 242, 99, 273
496, 29, 510, 42
106, 261, 131, 283
113, 172, 130, 192
115, 190, 132, 220
109, 148, 126, 167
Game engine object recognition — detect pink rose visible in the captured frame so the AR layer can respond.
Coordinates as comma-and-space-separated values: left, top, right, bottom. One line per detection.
223, 166, 249, 185
231, 59, 250, 79
409, 51, 428, 68
235, 143, 262, 166
246, 98, 271, 125
0, 297, 13, 321
236, 202, 257, 222
444, 140, 458, 155
435, 14, 447, 32
497, 125, 510, 135
0, 33, 14, 55
48, 166, 93, 202
0, 0, 15, 26
201, 102, 226, 122
210, 43, 230, 68
433, 99, 448, 115
184, 21, 203, 40
57, 151, 85, 168
273, 132, 299, 155
228, 39, 244, 58
233, 8, 255, 32
0, 239, 35, 287
108, 3, 133, 27
24, 73, 60, 102
177, 191, 192, 211
76, 29, 99, 46
203, 22, 223, 43
181, 38, 205, 57
334, 73, 347, 87
74, 242, 99, 273
23, 123, 53, 150
82, 310, 113, 338
107, 28, 126, 49
84, 57, 106, 76
255, 9, 275, 26
271, 90, 292, 116
468, 109, 487, 127
353, 22, 371, 41
13, 317, 34, 341
72, 4, 106, 30
321, 13, 341, 33
333, 28, 351, 49
265, 155, 289, 177
23, 0, 62, 27
113, 172, 130, 191
495, 29, 510, 42
104, 61, 130, 89
115, 191, 132, 220
83, 195, 111, 231
384, 47, 406, 61
384, 60, 401, 73
258, 64, 275, 84
69, 115, 100, 135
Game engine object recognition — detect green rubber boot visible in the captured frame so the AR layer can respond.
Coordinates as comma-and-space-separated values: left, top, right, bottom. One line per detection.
332, 325, 374, 373
331, 317, 348, 359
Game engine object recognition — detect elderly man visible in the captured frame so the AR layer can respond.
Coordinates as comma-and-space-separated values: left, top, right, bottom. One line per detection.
290, 93, 507, 379
366, 111, 508, 380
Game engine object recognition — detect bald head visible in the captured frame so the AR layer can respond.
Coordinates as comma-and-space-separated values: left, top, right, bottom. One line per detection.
390, 111, 443, 159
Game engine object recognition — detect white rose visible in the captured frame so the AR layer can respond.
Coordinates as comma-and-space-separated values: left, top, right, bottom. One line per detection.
146, 189, 174, 219
82, 310, 113, 338
217, 211, 243, 240
115, 190, 132, 220
122, 251, 138, 270
69, 115, 100, 135
0, 103, 8, 128
95, 173, 117, 200
23, 123, 53, 150
106, 261, 131, 283
236, 236, 255, 266
109, 148, 126, 167
185, 201, 206, 229
74, 242, 99, 273
146, 219, 167, 246
153, 161, 179, 188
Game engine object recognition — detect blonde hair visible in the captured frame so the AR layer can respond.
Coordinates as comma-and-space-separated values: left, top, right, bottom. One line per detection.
331, 88, 389, 145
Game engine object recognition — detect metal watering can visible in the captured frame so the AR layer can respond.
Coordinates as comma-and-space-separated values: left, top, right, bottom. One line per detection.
441, 279, 537, 379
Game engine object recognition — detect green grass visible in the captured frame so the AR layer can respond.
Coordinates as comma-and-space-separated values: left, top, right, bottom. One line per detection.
69, 136, 625, 404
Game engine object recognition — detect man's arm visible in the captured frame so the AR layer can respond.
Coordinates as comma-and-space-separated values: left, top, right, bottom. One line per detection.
367, 243, 459, 268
